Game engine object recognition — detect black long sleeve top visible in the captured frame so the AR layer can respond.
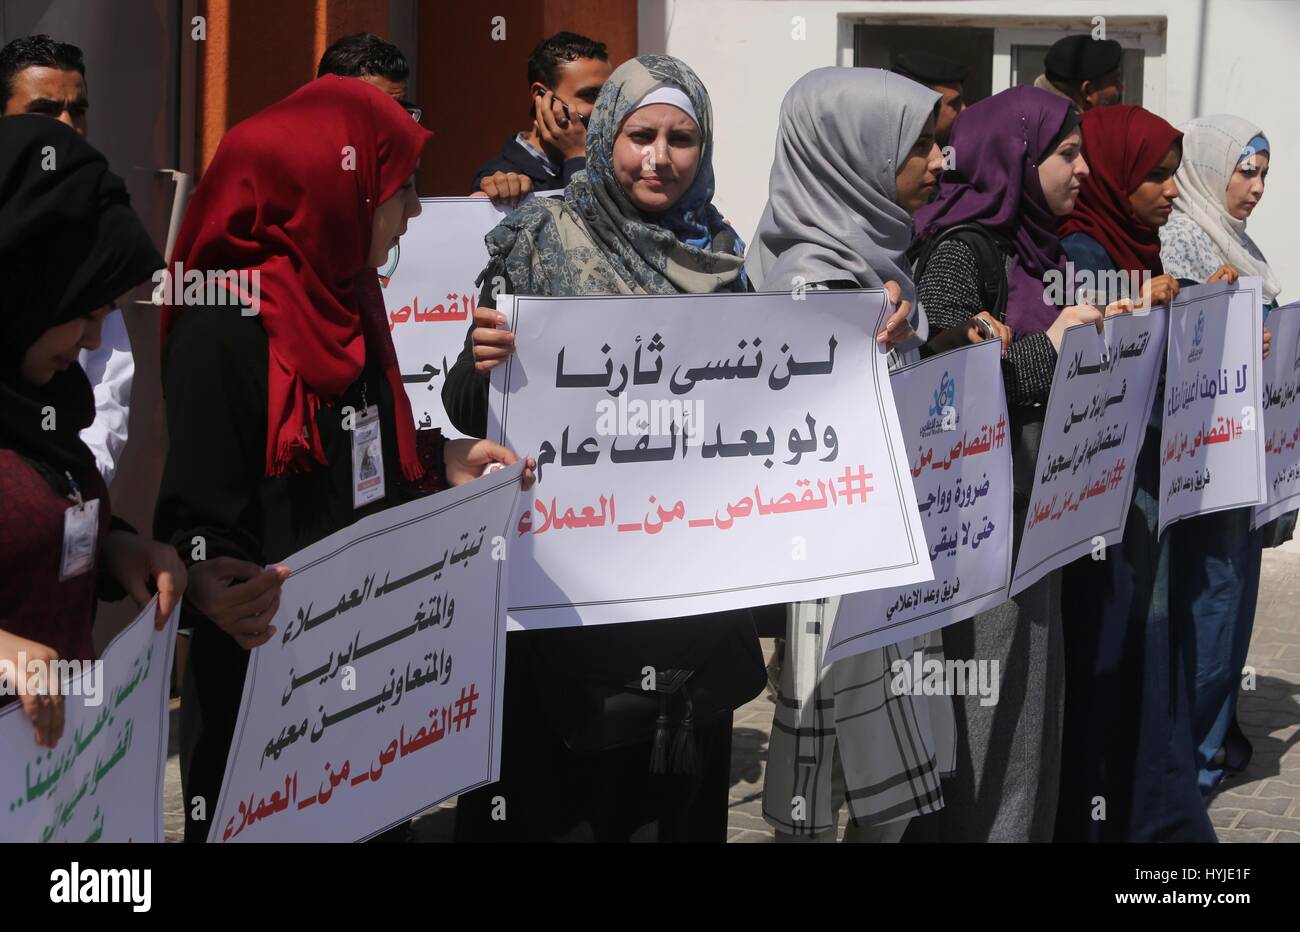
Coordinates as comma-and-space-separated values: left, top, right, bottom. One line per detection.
441, 269, 509, 439
916, 238, 1059, 408
471, 135, 584, 193
154, 307, 411, 570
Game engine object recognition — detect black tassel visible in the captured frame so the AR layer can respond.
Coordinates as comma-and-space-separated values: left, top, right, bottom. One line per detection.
649, 694, 670, 774
669, 691, 697, 775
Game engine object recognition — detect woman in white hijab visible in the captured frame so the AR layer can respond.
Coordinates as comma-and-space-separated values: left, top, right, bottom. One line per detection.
747, 67, 975, 842
1160, 115, 1280, 303
1159, 115, 1289, 794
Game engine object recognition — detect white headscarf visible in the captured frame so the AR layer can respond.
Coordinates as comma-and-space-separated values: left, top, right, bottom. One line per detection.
631, 84, 700, 127
1164, 114, 1281, 302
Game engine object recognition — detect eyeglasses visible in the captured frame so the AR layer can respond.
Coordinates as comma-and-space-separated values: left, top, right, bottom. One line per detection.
399, 99, 423, 123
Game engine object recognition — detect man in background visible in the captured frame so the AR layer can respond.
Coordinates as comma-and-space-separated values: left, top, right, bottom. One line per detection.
1, 34, 133, 485
892, 51, 968, 148
317, 31, 420, 119
1034, 35, 1124, 111
471, 31, 612, 207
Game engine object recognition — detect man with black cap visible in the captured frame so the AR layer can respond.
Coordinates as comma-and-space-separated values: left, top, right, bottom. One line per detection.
1034, 35, 1124, 110
893, 51, 967, 148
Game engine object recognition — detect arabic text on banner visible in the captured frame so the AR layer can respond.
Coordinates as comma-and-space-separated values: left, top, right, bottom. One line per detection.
489, 289, 933, 629
1011, 308, 1167, 595
1255, 301, 1300, 528
384, 197, 511, 438
0, 599, 178, 842
824, 340, 1013, 665
210, 462, 523, 842
1158, 278, 1267, 535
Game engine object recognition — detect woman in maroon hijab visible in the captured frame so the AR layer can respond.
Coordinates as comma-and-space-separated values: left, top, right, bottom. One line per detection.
155, 76, 530, 842
1056, 105, 1219, 842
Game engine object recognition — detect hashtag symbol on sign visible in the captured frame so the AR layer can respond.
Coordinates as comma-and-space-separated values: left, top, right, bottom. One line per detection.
993, 415, 1007, 449
452, 683, 479, 731
1108, 458, 1126, 492
835, 465, 875, 505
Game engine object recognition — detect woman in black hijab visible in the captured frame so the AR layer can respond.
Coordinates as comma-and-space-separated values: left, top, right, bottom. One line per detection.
0, 115, 186, 749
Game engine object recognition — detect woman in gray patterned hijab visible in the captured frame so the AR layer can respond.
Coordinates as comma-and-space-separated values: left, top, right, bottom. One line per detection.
450, 54, 766, 843
482, 53, 747, 298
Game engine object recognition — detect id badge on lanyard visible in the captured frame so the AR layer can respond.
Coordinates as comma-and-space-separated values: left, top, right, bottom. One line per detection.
351, 398, 386, 510
59, 471, 100, 581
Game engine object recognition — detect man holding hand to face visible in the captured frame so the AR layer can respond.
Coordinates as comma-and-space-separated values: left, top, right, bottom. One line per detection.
471, 31, 612, 207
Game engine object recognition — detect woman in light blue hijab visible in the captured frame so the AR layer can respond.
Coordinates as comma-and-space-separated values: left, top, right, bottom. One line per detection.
1160, 114, 1289, 793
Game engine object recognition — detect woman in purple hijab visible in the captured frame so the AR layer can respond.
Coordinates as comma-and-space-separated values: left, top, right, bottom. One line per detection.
903, 86, 1097, 842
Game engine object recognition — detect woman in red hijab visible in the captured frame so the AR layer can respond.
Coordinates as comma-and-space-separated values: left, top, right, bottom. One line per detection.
1059, 104, 1188, 301
1056, 105, 1225, 842
155, 76, 530, 842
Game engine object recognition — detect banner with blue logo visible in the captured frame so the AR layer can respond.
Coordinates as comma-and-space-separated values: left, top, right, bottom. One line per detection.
824, 339, 1012, 664
1012, 306, 1167, 595
1159, 279, 1267, 535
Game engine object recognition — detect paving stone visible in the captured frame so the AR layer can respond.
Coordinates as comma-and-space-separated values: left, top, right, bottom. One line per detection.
1208, 808, 1241, 828
1256, 780, 1300, 799
1237, 810, 1300, 833
1214, 827, 1274, 843
1212, 792, 1291, 815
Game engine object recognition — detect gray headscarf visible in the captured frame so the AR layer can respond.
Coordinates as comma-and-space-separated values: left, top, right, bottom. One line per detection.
746, 67, 940, 307
482, 54, 745, 297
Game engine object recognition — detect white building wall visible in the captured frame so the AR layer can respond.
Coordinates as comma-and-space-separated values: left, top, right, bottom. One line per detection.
1196, 0, 1299, 299
641, 0, 1297, 300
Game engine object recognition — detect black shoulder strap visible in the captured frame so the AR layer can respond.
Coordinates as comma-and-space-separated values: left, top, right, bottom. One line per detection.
911, 223, 1010, 318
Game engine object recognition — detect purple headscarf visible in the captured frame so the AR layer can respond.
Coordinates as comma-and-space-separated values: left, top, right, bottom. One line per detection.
914, 86, 1074, 337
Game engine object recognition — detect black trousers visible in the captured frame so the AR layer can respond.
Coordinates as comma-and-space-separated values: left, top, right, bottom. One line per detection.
454, 639, 734, 843
180, 620, 246, 843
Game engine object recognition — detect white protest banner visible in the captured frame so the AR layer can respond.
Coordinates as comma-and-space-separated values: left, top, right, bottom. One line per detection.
1256, 301, 1300, 527
1159, 278, 1267, 535
1, 599, 178, 842
210, 462, 523, 842
489, 289, 932, 630
1011, 307, 1167, 595
383, 197, 511, 437
824, 340, 1012, 665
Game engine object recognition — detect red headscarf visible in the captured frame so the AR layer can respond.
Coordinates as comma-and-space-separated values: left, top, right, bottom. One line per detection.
1058, 104, 1182, 275
163, 76, 431, 479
